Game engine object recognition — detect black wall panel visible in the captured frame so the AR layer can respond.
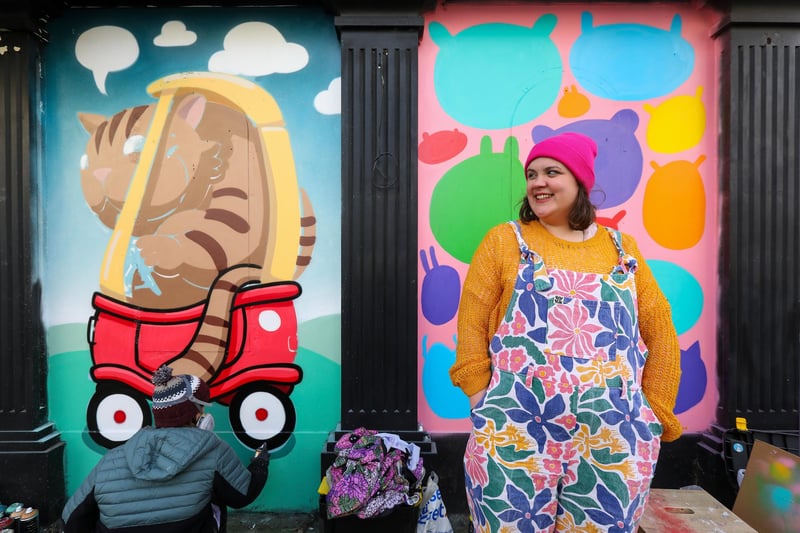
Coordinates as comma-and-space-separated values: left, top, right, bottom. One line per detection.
0, 29, 65, 523
0, 31, 46, 430
338, 18, 422, 430
720, 24, 800, 429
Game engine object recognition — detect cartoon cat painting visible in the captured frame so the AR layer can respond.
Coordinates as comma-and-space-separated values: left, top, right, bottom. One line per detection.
79, 85, 315, 381
79, 92, 315, 309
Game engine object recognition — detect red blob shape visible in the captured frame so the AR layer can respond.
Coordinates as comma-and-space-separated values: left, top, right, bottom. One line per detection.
419, 129, 468, 164
596, 210, 626, 229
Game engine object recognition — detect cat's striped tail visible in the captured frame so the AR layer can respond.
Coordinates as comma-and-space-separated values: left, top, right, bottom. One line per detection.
168, 264, 261, 382
294, 188, 316, 280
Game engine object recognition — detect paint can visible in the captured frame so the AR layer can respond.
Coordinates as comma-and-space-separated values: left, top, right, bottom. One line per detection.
0, 515, 14, 532
8, 509, 22, 531
17, 507, 39, 533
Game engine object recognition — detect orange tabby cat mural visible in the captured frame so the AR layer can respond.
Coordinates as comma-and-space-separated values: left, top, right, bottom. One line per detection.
79, 73, 312, 448
79, 77, 315, 310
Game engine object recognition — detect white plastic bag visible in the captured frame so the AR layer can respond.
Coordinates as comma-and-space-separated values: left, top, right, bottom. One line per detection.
416, 471, 453, 533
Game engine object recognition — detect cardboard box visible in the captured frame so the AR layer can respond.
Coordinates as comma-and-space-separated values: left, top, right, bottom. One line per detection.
732, 439, 800, 532
638, 488, 756, 532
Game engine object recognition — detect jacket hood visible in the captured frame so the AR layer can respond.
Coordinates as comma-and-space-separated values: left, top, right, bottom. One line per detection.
125, 427, 220, 482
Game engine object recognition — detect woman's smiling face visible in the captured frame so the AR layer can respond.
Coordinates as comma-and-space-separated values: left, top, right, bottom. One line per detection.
525, 156, 580, 226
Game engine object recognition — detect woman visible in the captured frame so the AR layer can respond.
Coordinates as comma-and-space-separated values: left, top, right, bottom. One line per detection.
450, 132, 681, 532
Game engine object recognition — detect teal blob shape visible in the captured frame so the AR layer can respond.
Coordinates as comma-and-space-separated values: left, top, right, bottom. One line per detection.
649, 260, 703, 335
765, 484, 793, 513
429, 16, 562, 129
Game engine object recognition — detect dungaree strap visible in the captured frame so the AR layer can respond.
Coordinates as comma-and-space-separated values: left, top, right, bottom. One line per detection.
508, 221, 552, 290
606, 227, 638, 275
509, 221, 533, 261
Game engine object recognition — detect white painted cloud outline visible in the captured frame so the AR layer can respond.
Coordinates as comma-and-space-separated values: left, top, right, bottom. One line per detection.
154, 21, 197, 47
314, 77, 341, 115
208, 21, 309, 76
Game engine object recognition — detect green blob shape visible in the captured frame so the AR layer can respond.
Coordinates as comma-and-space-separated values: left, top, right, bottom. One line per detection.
649, 260, 703, 335
430, 136, 526, 263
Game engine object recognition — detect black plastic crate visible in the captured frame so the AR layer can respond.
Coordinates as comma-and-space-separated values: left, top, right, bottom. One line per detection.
723, 427, 800, 489
319, 496, 417, 533
318, 427, 437, 533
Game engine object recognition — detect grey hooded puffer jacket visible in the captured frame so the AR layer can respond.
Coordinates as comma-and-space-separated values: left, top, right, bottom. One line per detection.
62, 426, 269, 532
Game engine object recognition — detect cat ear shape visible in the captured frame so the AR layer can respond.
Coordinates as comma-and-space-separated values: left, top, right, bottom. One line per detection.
78, 112, 107, 134
175, 93, 208, 130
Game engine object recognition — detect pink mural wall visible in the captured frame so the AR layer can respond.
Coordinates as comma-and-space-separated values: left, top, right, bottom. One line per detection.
417, 2, 721, 434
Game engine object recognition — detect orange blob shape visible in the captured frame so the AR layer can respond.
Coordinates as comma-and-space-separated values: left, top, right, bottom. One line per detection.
643, 156, 706, 250
558, 85, 590, 118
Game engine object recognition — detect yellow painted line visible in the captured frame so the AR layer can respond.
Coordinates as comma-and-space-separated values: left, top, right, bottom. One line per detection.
260, 128, 300, 281
99, 89, 176, 298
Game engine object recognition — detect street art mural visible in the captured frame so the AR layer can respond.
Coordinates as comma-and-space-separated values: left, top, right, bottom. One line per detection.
418, 4, 720, 435
81, 73, 315, 450
43, 9, 341, 512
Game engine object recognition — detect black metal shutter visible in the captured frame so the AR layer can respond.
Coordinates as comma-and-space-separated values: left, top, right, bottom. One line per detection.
338, 17, 422, 431
719, 21, 800, 430
0, 28, 65, 522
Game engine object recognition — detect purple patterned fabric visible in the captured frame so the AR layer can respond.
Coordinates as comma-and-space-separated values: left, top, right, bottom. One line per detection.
325, 427, 425, 519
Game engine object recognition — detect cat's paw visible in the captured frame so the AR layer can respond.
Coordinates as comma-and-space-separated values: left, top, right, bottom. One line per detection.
136, 235, 183, 271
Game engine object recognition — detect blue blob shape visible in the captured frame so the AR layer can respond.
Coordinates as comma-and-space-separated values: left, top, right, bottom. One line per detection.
422, 336, 470, 419
532, 109, 642, 208
675, 340, 706, 414
420, 247, 461, 325
649, 260, 703, 335
430, 16, 562, 129
570, 12, 695, 101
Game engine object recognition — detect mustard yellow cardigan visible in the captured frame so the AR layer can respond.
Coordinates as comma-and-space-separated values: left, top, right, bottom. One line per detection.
450, 220, 683, 442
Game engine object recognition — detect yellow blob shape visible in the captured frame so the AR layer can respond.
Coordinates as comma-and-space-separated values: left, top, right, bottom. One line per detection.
558, 85, 590, 118
643, 156, 706, 250
644, 87, 706, 154
770, 459, 794, 483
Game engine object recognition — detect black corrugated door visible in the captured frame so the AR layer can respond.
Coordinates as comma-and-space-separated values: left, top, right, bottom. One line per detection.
338, 19, 421, 431
721, 23, 800, 429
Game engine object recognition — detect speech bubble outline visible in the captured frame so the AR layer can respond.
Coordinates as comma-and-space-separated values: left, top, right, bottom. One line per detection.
75, 26, 139, 95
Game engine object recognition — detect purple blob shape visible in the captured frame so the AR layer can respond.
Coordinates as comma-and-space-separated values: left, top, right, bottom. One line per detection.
420, 247, 461, 325
532, 109, 642, 208
675, 340, 706, 414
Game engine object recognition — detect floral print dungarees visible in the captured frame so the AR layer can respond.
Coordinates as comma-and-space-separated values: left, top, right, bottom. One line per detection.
464, 221, 663, 533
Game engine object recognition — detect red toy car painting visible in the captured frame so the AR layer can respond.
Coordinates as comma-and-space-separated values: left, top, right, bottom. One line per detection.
85, 280, 303, 450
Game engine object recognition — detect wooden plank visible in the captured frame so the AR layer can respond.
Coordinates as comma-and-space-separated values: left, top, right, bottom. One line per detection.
638, 489, 756, 533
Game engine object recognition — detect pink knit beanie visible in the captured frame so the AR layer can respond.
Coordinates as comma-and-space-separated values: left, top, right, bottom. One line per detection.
523, 132, 598, 191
